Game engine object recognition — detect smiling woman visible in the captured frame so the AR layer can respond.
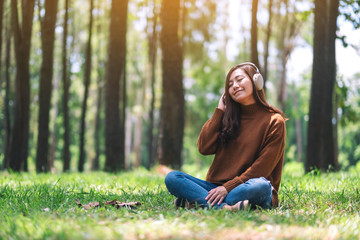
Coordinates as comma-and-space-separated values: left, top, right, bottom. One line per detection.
165, 62, 287, 211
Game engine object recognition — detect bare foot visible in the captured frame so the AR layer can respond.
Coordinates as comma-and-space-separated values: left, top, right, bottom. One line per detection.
223, 200, 250, 211
156, 164, 173, 176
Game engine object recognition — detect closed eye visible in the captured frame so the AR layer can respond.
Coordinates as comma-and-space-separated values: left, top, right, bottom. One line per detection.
229, 77, 244, 87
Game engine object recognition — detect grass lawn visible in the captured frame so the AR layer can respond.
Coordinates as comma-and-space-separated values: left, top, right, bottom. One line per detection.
0, 162, 359, 240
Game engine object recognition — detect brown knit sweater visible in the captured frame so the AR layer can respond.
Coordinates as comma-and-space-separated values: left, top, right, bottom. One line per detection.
197, 103, 286, 207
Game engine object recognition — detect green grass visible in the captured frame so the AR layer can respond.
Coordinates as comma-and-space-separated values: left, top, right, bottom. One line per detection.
0, 162, 359, 240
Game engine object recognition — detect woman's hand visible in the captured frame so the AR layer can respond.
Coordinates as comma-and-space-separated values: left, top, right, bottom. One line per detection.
218, 93, 226, 111
205, 186, 228, 206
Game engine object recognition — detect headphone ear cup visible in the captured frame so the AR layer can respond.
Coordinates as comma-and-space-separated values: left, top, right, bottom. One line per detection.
253, 73, 264, 90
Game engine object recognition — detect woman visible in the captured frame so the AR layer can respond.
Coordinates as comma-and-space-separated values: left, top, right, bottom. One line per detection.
165, 62, 286, 210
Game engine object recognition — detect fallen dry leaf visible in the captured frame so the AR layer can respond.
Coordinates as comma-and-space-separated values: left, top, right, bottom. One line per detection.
76, 199, 141, 210
76, 199, 101, 210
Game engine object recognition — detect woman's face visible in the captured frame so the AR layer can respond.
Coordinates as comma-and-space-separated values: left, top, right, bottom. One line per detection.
228, 68, 256, 106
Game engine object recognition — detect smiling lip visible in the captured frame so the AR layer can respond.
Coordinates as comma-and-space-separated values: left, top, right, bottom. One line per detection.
234, 89, 244, 95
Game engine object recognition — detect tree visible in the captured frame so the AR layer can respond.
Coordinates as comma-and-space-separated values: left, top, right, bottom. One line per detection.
158, 0, 184, 169
48, 74, 60, 172
146, 0, 159, 169
178, 0, 222, 170
275, 0, 303, 111
251, 0, 260, 67
8, 0, 36, 171
35, 0, 59, 172
62, 0, 71, 172
91, 68, 103, 171
2, 1, 12, 170
78, 0, 94, 172
328, 0, 340, 170
0, 0, 4, 78
91, 0, 106, 171
104, 0, 128, 172
306, 0, 340, 172
290, 82, 305, 163
263, 0, 273, 89
131, 59, 146, 168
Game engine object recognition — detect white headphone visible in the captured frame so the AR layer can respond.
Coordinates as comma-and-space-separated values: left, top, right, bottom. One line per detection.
234, 62, 264, 91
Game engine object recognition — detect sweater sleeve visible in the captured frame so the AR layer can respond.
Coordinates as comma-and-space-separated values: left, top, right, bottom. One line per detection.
222, 115, 286, 192
197, 108, 224, 155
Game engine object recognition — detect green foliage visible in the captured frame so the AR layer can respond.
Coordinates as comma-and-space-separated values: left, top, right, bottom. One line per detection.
338, 0, 360, 47
339, 0, 360, 29
1, 167, 360, 239
1, 0, 360, 173
336, 74, 360, 169
181, 0, 229, 167
282, 75, 311, 164
336, 76, 359, 125
183, 0, 218, 62
183, 57, 226, 167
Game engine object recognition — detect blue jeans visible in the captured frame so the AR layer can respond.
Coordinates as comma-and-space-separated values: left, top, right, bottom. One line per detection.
165, 171, 272, 209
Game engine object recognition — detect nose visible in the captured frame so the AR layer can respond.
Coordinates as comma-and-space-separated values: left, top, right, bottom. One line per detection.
232, 81, 240, 88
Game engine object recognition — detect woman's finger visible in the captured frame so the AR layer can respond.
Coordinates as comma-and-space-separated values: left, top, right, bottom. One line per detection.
211, 195, 222, 206
208, 191, 219, 204
208, 193, 217, 204
217, 196, 224, 205
205, 190, 214, 200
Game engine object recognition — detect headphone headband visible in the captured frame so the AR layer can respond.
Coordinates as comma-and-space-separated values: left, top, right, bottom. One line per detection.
235, 62, 260, 73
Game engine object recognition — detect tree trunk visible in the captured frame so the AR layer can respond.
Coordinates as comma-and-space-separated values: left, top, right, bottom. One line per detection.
263, 0, 273, 90
104, 0, 128, 172
276, 0, 289, 111
133, 109, 142, 168
159, 0, 184, 169
92, 8, 104, 171
62, 0, 71, 172
328, 0, 340, 170
276, 0, 301, 111
146, 0, 158, 169
0, 0, 4, 168
0, 0, 4, 80
250, 0, 260, 67
124, 108, 131, 170
306, 0, 339, 172
292, 83, 303, 163
48, 74, 60, 173
91, 70, 103, 171
278, 53, 288, 110
132, 62, 146, 168
8, 0, 35, 172
238, 3, 250, 60
36, 0, 58, 173
78, 0, 94, 172
3, 16, 11, 170
333, 88, 339, 168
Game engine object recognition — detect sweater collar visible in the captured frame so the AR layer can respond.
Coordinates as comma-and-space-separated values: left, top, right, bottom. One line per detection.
240, 102, 263, 116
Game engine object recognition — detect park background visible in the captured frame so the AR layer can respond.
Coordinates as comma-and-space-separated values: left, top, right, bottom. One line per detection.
0, 0, 359, 174
1, 1, 360, 239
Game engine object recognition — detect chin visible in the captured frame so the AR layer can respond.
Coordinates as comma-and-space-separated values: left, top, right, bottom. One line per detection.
231, 96, 244, 102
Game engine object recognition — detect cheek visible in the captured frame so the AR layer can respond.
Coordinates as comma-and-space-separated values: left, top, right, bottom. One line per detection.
245, 81, 254, 92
